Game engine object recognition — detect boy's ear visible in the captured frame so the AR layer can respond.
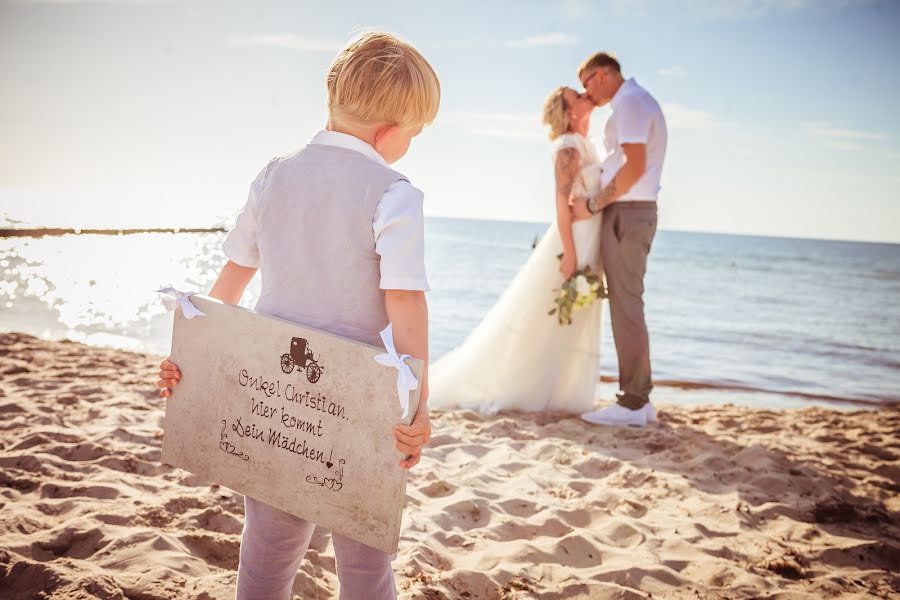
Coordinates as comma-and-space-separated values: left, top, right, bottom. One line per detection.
373, 124, 400, 152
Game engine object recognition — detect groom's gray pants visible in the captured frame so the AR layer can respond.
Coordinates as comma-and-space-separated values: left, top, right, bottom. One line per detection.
600, 201, 658, 410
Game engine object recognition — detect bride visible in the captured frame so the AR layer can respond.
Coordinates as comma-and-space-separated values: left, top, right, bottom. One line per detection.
428, 86, 621, 414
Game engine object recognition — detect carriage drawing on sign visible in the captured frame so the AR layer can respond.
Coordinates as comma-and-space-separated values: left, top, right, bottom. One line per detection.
280, 337, 324, 384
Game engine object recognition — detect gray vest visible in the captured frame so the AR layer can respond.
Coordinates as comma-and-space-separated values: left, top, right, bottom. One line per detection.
252, 144, 407, 347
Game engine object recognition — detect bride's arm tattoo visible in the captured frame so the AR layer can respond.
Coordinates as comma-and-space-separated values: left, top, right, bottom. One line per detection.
555, 148, 580, 199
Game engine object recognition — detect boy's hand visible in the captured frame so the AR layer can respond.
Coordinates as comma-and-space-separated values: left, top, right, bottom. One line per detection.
393, 408, 431, 469
157, 357, 181, 398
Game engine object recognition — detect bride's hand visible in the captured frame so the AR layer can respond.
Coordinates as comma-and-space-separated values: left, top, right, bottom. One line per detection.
559, 251, 577, 280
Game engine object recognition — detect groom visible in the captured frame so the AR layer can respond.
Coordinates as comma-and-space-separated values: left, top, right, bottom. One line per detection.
570, 52, 668, 428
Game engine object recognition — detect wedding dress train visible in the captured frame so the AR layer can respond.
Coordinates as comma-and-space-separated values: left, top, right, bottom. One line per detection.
428, 133, 617, 414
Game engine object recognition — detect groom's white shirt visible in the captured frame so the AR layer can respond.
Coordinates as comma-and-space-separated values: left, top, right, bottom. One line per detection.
603, 77, 668, 201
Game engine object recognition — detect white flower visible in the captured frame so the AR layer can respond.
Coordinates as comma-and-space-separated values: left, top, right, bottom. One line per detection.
574, 275, 591, 297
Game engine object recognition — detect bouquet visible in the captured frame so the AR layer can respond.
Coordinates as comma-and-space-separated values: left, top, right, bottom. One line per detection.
548, 254, 606, 326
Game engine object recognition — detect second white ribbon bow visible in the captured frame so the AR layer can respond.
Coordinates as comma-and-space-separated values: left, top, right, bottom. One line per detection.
156, 286, 206, 319
374, 323, 418, 420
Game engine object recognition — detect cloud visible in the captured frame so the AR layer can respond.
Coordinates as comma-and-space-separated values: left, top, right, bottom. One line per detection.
825, 140, 865, 152
561, 0, 590, 18
226, 34, 344, 53
563, 0, 874, 20
803, 121, 885, 141
470, 129, 548, 142
708, 0, 880, 19
443, 112, 546, 142
453, 112, 541, 124
14, 0, 177, 3
684, 0, 812, 19
451, 105, 732, 140
803, 121, 888, 153
657, 65, 688, 78
661, 103, 734, 129
506, 32, 581, 49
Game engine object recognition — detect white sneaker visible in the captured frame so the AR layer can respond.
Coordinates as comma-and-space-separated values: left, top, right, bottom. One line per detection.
645, 403, 658, 424
581, 403, 648, 428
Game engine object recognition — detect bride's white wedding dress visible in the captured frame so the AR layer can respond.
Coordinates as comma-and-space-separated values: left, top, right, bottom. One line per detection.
428, 132, 620, 414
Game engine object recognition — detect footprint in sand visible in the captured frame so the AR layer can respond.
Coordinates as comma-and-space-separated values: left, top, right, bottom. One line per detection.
554, 533, 606, 568
486, 516, 573, 542
433, 498, 492, 531
95, 454, 167, 477
420, 480, 455, 498
567, 480, 593, 496
497, 498, 539, 517
8, 430, 82, 451
42, 442, 108, 463
429, 530, 472, 549
0, 403, 26, 415
0, 559, 67, 598
31, 499, 80, 518
179, 532, 241, 570
0, 453, 46, 473
0, 472, 41, 494
407, 545, 452, 571
617, 499, 649, 519
185, 507, 243, 535
572, 456, 621, 479
39, 482, 120, 500
32, 526, 109, 560
597, 520, 646, 548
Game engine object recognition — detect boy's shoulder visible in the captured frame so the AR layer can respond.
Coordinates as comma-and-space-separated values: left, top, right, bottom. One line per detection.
253, 146, 418, 199
260, 144, 407, 177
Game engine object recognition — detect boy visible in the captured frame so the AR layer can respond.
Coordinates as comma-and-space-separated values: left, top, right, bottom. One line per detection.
156, 31, 439, 599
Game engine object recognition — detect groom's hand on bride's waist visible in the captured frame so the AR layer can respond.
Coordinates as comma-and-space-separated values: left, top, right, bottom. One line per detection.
568, 194, 594, 221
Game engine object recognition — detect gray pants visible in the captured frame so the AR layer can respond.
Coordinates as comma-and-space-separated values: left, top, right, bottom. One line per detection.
600, 201, 658, 410
236, 495, 396, 600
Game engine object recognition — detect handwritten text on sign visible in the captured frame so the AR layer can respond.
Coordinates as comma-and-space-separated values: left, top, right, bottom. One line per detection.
160, 295, 422, 554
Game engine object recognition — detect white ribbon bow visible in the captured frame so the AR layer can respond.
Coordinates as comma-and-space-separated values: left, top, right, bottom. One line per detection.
374, 323, 418, 419
156, 286, 206, 319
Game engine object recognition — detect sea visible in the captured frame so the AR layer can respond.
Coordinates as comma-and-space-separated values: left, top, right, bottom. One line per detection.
1, 217, 898, 411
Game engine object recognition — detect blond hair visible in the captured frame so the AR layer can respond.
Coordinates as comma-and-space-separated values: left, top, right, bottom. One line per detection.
577, 52, 621, 77
541, 86, 570, 141
327, 31, 441, 129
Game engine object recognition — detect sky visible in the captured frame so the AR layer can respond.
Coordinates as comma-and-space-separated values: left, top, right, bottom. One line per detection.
1, 0, 899, 243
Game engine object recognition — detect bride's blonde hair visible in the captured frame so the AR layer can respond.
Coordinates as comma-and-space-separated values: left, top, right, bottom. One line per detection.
541, 86, 570, 141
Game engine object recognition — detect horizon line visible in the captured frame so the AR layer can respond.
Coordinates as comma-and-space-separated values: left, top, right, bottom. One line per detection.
1, 217, 897, 246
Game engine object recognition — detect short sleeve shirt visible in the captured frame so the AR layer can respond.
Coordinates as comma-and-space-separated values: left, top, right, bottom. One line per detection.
604, 78, 668, 201
222, 130, 430, 292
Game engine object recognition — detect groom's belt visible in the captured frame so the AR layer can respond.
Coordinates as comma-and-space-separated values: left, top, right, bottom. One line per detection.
611, 200, 657, 208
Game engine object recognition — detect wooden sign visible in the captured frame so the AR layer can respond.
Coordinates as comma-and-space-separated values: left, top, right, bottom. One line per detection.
159, 294, 422, 554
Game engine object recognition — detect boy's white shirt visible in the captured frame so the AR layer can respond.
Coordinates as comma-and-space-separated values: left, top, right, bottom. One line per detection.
223, 129, 430, 292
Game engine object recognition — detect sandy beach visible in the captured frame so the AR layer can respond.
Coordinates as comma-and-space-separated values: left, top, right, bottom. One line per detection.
0, 332, 897, 599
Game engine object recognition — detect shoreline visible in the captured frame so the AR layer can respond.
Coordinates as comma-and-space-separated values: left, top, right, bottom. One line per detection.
3, 327, 891, 412
0, 227, 226, 238
0, 332, 898, 599
598, 375, 893, 410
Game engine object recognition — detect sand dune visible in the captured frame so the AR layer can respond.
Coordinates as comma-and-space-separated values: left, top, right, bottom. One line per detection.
0, 332, 897, 599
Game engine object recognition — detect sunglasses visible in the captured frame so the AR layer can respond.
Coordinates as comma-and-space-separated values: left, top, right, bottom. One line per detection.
580, 70, 600, 89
